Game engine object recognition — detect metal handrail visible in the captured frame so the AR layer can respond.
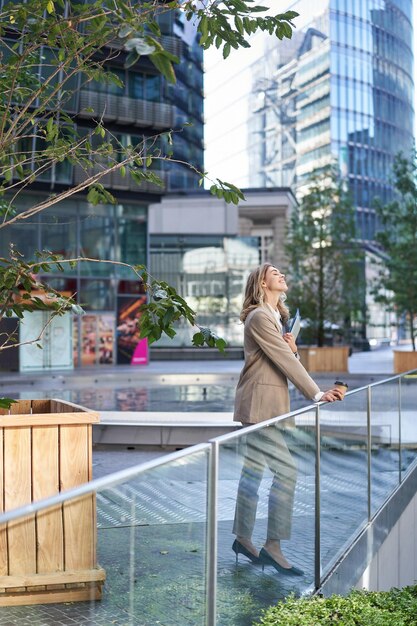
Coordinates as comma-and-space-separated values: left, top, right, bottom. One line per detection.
0, 442, 211, 524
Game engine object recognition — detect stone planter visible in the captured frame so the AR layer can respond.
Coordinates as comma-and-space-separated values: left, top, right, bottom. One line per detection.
298, 346, 350, 373
393, 350, 417, 374
0, 399, 105, 606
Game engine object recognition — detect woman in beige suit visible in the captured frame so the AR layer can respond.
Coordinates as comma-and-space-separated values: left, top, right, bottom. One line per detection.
232, 263, 342, 575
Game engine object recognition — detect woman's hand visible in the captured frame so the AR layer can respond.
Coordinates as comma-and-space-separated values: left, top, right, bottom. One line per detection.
321, 388, 344, 402
283, 332, 298, 354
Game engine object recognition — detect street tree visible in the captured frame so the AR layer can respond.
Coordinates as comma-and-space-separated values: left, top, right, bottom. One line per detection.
372, 152, 417, 350
285, 167, 364, 347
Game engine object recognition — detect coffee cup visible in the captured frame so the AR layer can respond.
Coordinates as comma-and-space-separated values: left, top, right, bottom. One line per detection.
334, 380, 348, 399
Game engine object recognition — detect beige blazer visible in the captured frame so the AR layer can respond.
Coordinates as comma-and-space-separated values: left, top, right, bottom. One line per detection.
234, 306, 320, 424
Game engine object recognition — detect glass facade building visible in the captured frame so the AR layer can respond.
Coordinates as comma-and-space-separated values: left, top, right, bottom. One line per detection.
150, 235, 259, 347
206, 0, 414, 243
1, 10, 204, 368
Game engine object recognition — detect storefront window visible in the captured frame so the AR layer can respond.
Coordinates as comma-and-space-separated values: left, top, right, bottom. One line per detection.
150, 235, 258, 347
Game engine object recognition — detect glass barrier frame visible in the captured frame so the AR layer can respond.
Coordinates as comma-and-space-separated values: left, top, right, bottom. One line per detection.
1, 369, 417, 625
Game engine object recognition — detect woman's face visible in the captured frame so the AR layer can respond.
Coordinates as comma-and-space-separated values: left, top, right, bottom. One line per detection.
262, 266, 288, 294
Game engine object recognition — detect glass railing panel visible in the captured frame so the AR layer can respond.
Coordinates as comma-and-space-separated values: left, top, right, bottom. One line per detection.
0, 447, 210, 626
216, 408, 317, 626
400, 372, 417, 477
370, 380, 400, 515
319, 389, 368, 576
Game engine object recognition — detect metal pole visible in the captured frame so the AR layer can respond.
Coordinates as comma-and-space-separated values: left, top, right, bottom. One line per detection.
315, 404, 321, 591
206, 440, 219, 626
367, 386, 372, 521
399, 377, 402, 484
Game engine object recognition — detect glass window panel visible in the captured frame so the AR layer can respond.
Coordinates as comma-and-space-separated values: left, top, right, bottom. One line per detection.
146, 75, 161, 102
400, 375, 417, 476
55, 447, 208, 624
218, 409, 317, 619
79, 210, 115, 276
369, 381, 401, 516
319, 389, 368, 576
79, 278, 115, 310
150, 235, 258, 347
129, 72, 144, 99
0, 220, 39, 259
41, 210, 78, 266
107, 67, 125, 95
117, 215, 147, 273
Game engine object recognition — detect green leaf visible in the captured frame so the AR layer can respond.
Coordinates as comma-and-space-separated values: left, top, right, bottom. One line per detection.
0, 398, 17, 409
149, 53, 176, 84
125, 51, 141, 69
192, 332, 205, 347
46, 0, 54, 14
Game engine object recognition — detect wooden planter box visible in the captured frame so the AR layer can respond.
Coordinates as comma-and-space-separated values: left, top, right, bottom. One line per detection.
298, 346, 350, 373
0, 399, 105, 606
393, 350, 417, 374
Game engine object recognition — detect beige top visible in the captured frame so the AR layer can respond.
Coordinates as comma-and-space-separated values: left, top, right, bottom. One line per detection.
234, 306, 320, 424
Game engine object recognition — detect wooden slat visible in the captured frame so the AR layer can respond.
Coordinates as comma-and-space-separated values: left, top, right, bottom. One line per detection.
87, 425, 97, 555
0, 428, 7, 576
32, 427, 63, 574
0, 584, 103, 606
0, 566, 106, 588
30, 400, 50, 414
10, 401, 31, 415
50, 399, 85, 414
4, 428, 36, 576
60, 426, 94, 570
0, 413, 99, 427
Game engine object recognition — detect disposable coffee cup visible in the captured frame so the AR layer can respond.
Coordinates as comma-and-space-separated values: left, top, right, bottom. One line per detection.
334, 380, 348, 399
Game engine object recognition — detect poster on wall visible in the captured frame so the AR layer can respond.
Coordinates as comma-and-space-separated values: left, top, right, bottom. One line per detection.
74, 314, 115, 367
116, 296, 149, 365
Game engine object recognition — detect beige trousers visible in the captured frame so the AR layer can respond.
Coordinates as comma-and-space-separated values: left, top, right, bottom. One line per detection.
233, 423, 297, 541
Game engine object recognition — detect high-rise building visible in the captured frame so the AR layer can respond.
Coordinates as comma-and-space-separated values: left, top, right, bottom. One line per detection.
206, 0, 414, 243
1, 10, 204, 369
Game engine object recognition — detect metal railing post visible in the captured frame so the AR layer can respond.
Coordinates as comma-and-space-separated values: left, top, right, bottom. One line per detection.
206, 440, 219, 626
315, 404, 321, 591
367, 385, 372, 521
399, 376, 402, 484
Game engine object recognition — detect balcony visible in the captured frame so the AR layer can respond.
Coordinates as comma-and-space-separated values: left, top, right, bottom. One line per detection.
78, 91, 175, 129
73, 163, 167, 193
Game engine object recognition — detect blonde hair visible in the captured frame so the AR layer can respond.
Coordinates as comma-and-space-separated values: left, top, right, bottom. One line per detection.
240, 263, 290, 323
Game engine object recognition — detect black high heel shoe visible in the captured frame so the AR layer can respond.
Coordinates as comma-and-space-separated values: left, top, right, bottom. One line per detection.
232, 539, 260, 565
259, 548, 304, 576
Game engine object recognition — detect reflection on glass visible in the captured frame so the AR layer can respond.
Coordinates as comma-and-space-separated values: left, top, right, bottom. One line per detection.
217, 410, 316, 624
319, 390, 368, 575
399, 375, 417, 477
96, 450, 209, 625
370, 381, 400, 516
79, 279, 115, 311
79, 214, 115, 275
150, 236, 259, 346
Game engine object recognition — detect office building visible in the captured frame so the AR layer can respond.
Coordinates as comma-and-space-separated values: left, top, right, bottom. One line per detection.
1, 10, 204, 369
206, 0, 414, 243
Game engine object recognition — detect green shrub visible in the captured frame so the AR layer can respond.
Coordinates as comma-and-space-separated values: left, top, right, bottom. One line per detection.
254, 586, 417, 626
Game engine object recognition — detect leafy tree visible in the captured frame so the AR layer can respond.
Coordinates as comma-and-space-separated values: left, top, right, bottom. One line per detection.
372, 152, 417, 350
0, 0, 299, 405
285, 167, 364, 347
